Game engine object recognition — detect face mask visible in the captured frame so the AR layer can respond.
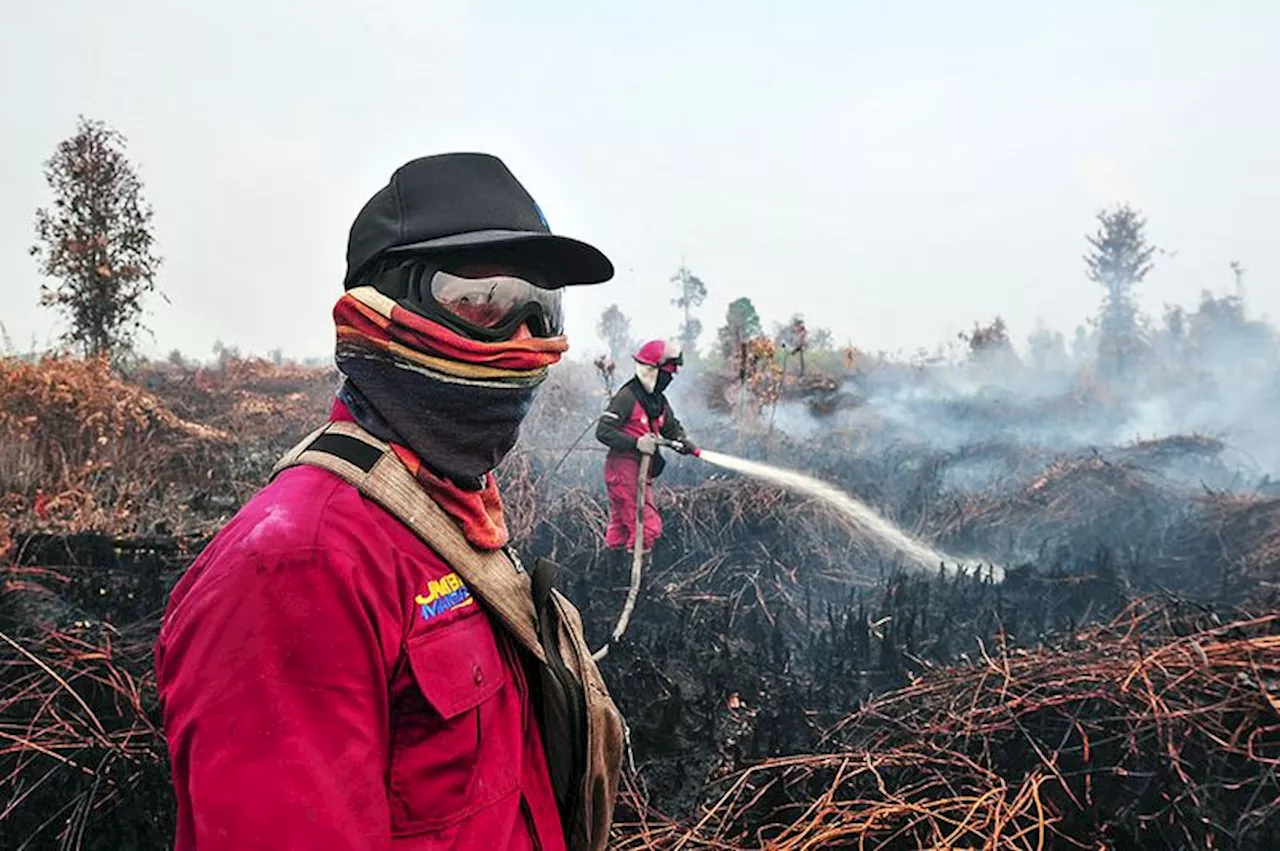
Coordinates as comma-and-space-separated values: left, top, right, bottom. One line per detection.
656, 370, 674, 393
636, 363, 659, 393
337, 365, 544, 487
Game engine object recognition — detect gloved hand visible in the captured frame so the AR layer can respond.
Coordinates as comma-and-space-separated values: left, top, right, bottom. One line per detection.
674, 438, 698, 456
636, 433, 658, 455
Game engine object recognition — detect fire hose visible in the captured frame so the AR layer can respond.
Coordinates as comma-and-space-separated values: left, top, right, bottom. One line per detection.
592, 436, 698, 661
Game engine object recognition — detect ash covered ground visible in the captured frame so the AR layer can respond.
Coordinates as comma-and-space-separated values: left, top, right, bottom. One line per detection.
3, 305, 1280, 849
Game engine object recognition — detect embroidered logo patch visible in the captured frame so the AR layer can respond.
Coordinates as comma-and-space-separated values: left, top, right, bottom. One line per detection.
414, 572, 476, 622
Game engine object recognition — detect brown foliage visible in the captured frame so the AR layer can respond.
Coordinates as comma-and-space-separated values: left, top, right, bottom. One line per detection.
0, 355, 336, 536
30, 117, 162, 360
0, 356, 232, 529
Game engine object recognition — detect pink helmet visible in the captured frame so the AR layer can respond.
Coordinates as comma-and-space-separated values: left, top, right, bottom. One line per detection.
633, 339, 684, 371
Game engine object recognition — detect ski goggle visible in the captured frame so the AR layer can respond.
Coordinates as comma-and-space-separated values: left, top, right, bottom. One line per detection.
391, 260, 564, 341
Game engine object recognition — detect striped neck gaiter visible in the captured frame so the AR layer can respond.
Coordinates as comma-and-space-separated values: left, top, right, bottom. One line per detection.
332, 285, 567, 549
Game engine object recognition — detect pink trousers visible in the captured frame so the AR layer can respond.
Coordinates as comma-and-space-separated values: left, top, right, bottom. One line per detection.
603, 454, 662, 551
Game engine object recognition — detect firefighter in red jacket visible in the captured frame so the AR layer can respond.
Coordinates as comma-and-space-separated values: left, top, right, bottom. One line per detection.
154, 153, 620, 850
595, 339, 698, 555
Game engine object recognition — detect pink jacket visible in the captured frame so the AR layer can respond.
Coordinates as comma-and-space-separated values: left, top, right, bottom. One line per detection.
155, 408, 565, 849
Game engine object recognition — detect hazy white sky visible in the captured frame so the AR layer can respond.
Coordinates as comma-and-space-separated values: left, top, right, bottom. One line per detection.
2, 1, 1276, 362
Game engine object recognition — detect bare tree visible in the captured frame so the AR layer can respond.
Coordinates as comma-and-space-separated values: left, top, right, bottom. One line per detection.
1230, 260, 1246, 303
31, 117, 163, 361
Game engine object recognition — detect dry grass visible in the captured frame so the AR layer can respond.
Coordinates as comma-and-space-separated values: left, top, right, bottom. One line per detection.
613, 599, 1280, 849
0, 355, 334, 537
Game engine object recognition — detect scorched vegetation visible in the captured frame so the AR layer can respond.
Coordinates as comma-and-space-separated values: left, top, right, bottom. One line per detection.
4, 209, 1280, 849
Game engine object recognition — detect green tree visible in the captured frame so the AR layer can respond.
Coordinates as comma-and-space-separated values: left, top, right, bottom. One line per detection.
596, 303, 633, 363
775, 314, 809, 374
670, 264, 708, 358
1186, 285, 1275, 367
212, 339, 242, 368
1027, 320, 1067, 371
30, 116, 163, 360
959, 316, 1011, 357
1084, 204, 1153, 376
716, 296, 762, 359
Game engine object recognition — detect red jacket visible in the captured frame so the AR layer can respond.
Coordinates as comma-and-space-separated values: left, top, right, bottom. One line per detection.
155, 418, 565, 849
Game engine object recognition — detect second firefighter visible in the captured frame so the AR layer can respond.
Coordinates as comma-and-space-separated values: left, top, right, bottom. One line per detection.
596, 339, 698, 555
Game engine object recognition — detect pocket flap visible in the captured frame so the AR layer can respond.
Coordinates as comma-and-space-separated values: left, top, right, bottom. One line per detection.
407, 617, 508, 720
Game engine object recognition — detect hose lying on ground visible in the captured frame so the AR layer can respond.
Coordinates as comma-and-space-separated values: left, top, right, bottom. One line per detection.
593, 451, 651, 661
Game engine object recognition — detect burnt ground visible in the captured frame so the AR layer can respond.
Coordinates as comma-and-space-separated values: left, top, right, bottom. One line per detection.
3, 357, 1280, 848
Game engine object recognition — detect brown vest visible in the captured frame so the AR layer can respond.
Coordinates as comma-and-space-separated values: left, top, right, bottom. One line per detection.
272, 421, 626, 851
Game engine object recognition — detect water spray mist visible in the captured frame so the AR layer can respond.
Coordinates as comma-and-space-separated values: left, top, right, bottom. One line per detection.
695, 448, 1003, 582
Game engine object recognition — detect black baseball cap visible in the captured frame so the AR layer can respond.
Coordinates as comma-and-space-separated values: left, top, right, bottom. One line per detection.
344, 153, 614, 290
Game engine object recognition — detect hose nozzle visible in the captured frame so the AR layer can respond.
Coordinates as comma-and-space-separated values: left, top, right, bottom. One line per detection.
653, 435, 703, 457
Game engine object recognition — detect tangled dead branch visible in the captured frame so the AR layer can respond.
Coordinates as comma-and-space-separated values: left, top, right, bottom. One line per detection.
1178, 493, 1280, 602
616, 599, 1280, 849
0, 617, 171, 849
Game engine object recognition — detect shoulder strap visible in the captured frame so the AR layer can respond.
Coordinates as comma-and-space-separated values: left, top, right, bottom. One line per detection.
272, 421, 546, 664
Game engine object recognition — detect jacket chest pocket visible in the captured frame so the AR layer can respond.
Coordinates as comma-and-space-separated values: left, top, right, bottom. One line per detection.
389, 613, 521, 837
